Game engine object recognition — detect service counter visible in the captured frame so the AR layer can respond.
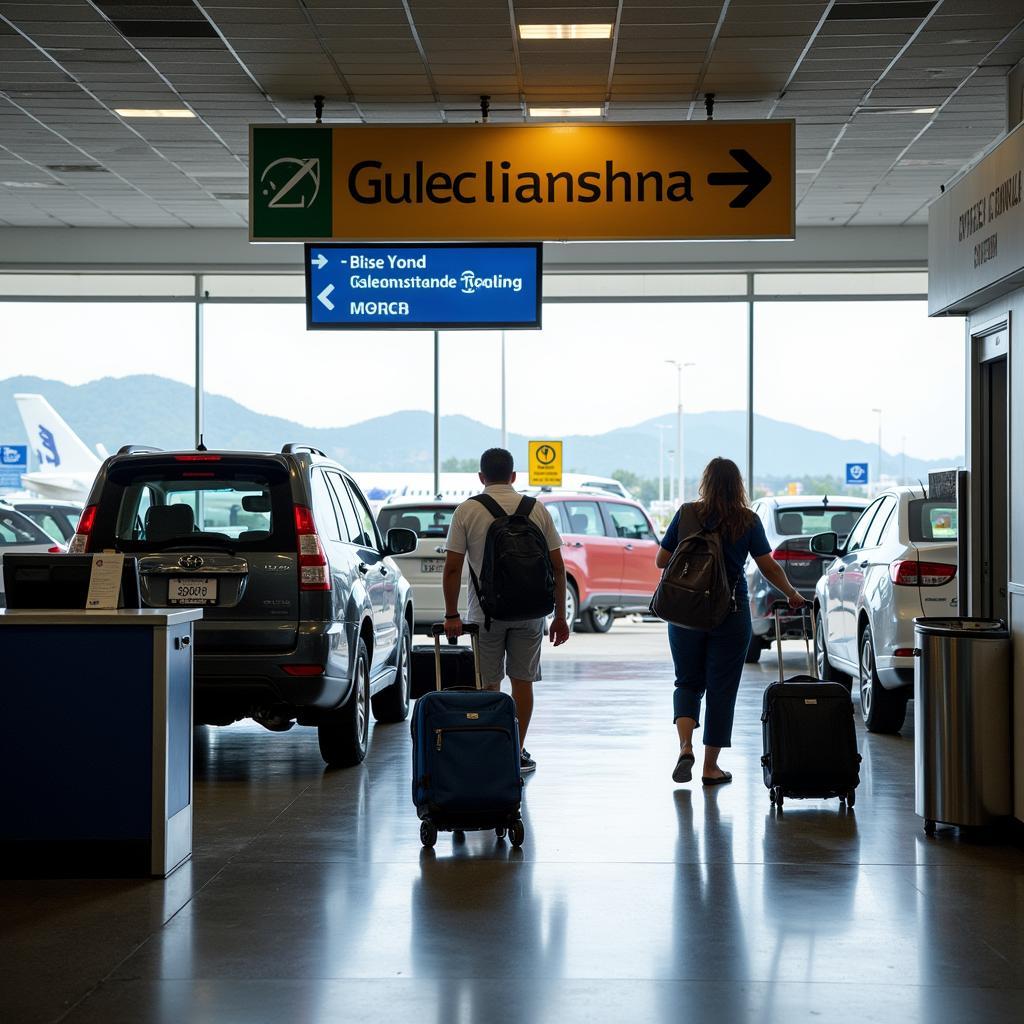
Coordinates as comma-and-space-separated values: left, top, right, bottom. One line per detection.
0, 608, 202, 877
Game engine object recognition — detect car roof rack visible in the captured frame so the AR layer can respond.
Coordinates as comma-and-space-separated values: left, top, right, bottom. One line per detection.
281, 443, 326, 457
116, 445, 162, 455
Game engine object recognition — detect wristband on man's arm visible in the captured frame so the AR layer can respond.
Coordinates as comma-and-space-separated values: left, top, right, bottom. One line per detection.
444, 613, 461, 620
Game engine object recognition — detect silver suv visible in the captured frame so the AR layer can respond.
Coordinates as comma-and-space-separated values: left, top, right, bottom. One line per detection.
70, 444, 417, 767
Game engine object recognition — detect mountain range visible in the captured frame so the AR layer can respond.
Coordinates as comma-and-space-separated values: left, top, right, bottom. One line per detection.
0, 374, 961, 481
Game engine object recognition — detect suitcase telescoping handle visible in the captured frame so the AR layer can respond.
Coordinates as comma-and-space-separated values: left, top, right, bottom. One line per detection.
771, 600, 817, 683
431, 622, 482, 692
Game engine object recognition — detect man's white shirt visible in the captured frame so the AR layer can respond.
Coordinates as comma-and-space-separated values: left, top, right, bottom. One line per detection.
445, 484, 562, 623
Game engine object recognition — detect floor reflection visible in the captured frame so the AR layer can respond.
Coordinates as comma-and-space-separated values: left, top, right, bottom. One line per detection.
409, 802, 568, 1022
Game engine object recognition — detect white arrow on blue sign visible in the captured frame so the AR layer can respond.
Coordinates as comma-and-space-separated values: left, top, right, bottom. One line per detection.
845, 462, 869, 486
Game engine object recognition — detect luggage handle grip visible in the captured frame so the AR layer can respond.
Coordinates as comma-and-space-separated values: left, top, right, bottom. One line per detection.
432, 621, 482, 691
431, 622, 480, 637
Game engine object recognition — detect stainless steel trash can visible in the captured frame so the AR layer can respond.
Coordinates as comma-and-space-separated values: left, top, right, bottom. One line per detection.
914, 617, 1011, 834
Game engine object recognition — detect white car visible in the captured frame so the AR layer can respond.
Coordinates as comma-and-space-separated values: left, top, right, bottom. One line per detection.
376, 500, 468, 635
0, 503, 64, 606
811, 487, 958, 734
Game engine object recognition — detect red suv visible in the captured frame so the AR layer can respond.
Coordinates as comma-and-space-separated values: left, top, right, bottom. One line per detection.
378, 491, 661, 635
535, 491, 662, 633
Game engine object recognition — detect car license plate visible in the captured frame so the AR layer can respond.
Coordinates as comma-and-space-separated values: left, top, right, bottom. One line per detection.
168, 577, 218, 605
420, 559, 445, 574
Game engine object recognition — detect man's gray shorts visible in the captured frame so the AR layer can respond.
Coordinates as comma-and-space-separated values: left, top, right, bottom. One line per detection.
469, 617, 545, 687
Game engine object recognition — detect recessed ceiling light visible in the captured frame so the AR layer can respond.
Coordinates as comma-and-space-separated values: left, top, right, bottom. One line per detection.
529, 107, 603, 118
114, 108, 196, 118
519, 24, 613, 40
0, 180, 64, 189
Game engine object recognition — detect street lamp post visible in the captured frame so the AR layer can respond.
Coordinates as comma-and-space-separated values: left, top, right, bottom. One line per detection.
666, 360, 695, 504
666, 450, 676, 504
656, 424, 672, 505
872, 407, 883, 493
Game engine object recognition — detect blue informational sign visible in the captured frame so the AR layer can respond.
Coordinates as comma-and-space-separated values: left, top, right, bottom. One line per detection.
304, 243, 542, 330
845, 462, 869, 486
0, 443, 28, 489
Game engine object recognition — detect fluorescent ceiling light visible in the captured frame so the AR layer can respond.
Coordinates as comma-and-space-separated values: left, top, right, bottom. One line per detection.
1, 180, 62, 189
519, 24, 612, 40
913, 107, 938, 114
114, 108, 196, 118
529, 107, 602, 118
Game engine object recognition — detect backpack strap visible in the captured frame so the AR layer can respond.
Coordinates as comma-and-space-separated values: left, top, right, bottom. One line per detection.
470, 493, 507, 519
513, 495, 537, 518
678, 502, 703, 538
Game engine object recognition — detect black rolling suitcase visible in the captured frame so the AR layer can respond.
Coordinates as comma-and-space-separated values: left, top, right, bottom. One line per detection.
410, 638, 477, 699
761, 605, 861, 809
411, 624, 525, 848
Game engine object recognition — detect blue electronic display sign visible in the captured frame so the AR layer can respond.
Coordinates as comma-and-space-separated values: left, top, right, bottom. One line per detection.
304, 243, 541, 330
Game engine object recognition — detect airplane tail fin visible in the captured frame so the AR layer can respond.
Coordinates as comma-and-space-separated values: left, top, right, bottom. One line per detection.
14, 394, 102, 475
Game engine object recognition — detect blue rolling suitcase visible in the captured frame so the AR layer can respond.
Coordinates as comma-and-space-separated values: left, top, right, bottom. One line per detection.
411, 623, 525, 848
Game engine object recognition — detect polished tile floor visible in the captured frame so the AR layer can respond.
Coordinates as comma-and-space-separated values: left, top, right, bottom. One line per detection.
3, 623, 1023, 1024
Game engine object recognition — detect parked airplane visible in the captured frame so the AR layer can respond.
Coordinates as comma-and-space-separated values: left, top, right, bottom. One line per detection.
354, 471, 633, 505
14, 394, 103, 502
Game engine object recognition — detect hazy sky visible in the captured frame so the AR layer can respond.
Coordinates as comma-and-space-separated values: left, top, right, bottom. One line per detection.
2, 294, 965, 460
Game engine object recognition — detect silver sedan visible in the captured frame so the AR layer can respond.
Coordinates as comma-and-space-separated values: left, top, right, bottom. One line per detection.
812, 487, 958, 734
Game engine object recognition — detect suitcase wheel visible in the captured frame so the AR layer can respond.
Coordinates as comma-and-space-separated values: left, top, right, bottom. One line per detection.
509, 820, 525, 848
420, 821, 438, 848
495, 827, 507, 840
770, 787, 784, 809
845, 789, 856, 808
453, 830, 466, 843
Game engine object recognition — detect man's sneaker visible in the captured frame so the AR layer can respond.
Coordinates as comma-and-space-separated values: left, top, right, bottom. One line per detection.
520, 750, 536, 774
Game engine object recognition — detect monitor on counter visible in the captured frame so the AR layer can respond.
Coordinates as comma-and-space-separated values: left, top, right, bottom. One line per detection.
2, 554, 141, 610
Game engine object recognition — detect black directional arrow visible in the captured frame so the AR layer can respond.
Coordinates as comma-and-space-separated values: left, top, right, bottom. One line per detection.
707, 149, 772, 208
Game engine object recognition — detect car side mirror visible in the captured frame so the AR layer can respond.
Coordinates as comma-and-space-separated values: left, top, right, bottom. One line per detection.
809, 531, 840, 557
385, 527, 418, 556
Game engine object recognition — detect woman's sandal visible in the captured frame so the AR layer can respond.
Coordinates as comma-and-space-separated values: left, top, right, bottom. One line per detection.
672, 752, 696, 783
702, 771, 733, 787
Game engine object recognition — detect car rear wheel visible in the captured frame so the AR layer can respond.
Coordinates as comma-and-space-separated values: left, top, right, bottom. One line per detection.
858, 625, 907, 734
744, 635, 764, 664
546, 580, 578, 634
371, 623, 411, 723
815, 609, 848, 686
319, 638, 370, 767
580, 606, 614, 633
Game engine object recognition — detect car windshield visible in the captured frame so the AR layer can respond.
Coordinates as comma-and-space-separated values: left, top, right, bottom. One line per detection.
377, 506, 455, 538
774, 506, 865, 539
908, 499, 958, 542
0, 509, 51, 546
101, 459, 293, 551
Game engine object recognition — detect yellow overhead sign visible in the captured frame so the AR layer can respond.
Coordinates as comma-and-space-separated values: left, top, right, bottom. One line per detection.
528, 440, 563, 488
249, 122, 795, 242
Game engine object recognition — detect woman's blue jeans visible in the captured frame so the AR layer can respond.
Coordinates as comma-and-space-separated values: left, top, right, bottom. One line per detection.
668, 603, 752, 749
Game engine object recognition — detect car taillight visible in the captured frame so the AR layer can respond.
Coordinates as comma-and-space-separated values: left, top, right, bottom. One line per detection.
47, 546, 62, 554
889, 559, 957, 587
68, 504, 97, 554
772, 549, 817, 561
282, 664, 325, 677
294, 505, 330, 591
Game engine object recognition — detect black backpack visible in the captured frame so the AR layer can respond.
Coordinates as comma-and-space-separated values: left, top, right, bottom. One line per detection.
650, 503, 735, 631
468, 494, 555, 628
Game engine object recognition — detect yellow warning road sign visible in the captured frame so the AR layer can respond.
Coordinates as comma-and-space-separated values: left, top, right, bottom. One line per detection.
528, 440, 563, 487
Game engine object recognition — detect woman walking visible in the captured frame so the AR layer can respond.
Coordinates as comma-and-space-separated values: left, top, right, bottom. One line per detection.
656, 458, 804, 786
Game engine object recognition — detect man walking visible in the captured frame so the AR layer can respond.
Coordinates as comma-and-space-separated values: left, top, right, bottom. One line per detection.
442, 448, 570, 774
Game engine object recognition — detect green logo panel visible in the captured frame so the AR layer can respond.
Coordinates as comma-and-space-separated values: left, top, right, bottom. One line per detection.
250, 126, 333, 240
